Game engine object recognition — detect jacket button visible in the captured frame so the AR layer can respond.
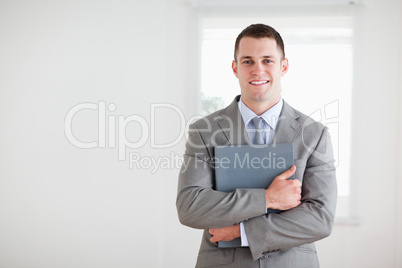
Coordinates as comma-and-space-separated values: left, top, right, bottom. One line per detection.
260, 253, 268, 260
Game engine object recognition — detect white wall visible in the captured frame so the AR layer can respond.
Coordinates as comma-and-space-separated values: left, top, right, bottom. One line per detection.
396, 1, 402, 267
0, 0, 401, 267
316, 0, 402, 267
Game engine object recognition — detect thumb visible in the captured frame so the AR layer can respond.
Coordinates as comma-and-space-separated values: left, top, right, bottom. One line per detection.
275, 165, 296, 180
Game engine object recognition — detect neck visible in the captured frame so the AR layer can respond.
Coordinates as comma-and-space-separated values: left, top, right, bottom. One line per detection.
242, 95, 281, 116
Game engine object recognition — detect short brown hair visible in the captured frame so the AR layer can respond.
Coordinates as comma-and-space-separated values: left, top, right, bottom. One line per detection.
234, 23, 285, 61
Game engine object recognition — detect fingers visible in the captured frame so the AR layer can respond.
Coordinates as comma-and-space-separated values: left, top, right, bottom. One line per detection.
293, 178, 302, 187
209, 226, 240, 243
276, 165, 296, 180
266, 165, 302, 210
209, 228, 217, 243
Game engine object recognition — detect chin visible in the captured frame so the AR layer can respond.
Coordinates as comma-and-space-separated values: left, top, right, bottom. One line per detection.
252, 93, 269, 102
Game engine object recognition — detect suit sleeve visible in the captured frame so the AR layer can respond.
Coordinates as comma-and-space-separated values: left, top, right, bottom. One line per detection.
244, 126, 337, 260
176, 123, 267, 229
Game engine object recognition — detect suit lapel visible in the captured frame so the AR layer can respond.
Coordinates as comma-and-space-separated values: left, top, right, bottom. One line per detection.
216, 96, 250, 145
215, 97, 300, 145
272, 101, 301, 144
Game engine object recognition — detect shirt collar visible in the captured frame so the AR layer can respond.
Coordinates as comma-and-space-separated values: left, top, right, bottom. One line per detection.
238, 97, 283, 130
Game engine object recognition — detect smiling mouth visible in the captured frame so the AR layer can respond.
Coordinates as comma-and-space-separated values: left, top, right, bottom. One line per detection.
250, 80, 269, 85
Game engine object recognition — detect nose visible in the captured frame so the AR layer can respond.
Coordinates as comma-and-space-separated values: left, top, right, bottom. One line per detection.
252, 62, 265, 76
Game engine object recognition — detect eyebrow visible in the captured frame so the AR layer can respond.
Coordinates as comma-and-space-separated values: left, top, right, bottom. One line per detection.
239, 55, 274, 61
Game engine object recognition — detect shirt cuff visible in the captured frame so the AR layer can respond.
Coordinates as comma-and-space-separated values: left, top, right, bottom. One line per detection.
240, 222, 249, 247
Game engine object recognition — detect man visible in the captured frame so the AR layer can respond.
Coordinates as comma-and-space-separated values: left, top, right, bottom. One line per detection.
176, 24, 337, 268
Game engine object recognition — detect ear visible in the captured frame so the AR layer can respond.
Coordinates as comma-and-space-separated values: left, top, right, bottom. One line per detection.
232, 60, 239, 78
281, 58, 289, 77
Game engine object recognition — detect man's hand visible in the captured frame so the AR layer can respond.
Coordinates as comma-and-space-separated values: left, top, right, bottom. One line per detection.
265, 165, 302, 210
209, 224, 240, 243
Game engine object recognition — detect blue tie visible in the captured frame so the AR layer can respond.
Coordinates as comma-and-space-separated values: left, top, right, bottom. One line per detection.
252, 117, 264, 145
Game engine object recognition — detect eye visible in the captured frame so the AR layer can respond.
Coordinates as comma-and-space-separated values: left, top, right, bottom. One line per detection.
243, 60, 252, 64
264, 60, 272, 63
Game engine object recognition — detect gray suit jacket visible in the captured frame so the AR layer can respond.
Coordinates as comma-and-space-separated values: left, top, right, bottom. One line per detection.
177, 96, 337, 268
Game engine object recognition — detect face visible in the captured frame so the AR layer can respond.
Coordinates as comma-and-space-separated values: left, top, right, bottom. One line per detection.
232, 37, 288, 108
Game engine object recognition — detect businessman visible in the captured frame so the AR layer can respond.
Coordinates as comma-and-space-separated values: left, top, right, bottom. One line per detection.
176, 23, 337, 268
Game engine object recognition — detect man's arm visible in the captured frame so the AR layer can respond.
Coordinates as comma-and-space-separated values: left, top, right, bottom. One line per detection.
208, 166, 301, 243
176, 123, 267, 229
208, 126, 336, 260
177, 122, 304, 230
244, 126, 337, 260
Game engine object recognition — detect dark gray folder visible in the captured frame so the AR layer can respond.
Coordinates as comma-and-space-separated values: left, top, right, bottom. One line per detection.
214, 143, 294, 248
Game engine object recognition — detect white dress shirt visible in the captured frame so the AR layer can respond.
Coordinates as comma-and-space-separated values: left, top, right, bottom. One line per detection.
237, 97, 283, 246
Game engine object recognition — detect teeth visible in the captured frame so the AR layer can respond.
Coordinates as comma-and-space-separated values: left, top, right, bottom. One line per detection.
250, 81, 268, 85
